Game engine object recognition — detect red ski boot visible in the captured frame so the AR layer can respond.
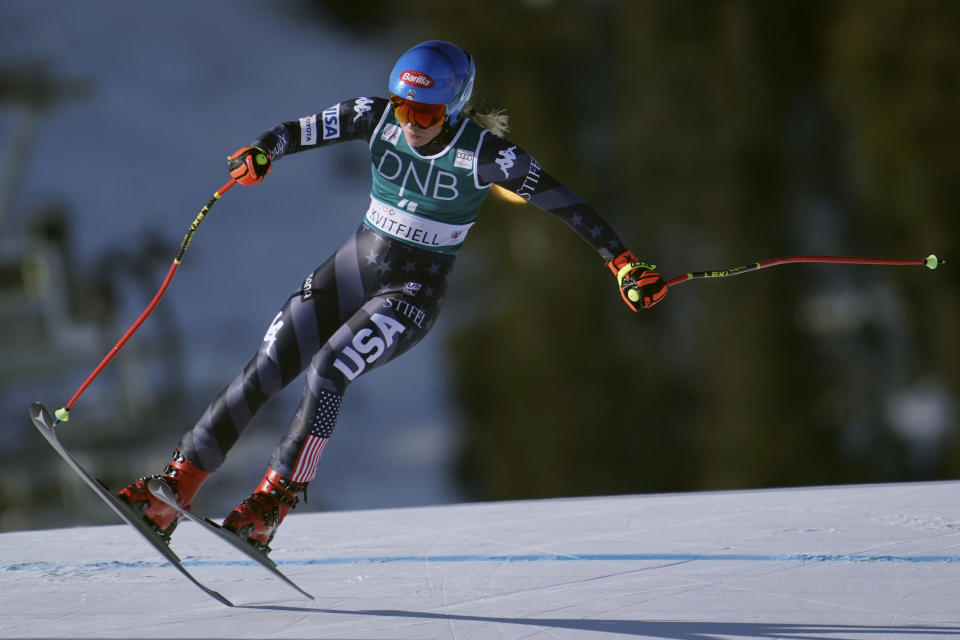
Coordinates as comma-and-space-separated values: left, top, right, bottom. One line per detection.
117, 450, 210, 542
221, 468, 306, 553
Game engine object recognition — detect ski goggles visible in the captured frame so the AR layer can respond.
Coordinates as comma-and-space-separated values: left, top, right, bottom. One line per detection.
389, 94, 447, 129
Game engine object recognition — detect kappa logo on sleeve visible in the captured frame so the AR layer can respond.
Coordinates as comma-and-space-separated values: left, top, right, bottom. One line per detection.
322, 105, 340, 140
495, 145, 517, 179
353, 97, 374, 122
299, 114, 318, 146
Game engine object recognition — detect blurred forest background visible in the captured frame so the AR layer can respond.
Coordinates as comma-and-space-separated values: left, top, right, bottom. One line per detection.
1, 0, 957, 532
416, 0, 959, 497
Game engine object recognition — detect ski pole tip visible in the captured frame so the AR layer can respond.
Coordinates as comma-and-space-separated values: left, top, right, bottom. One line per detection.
54, 407, 70, 422
924, 254, 940, 270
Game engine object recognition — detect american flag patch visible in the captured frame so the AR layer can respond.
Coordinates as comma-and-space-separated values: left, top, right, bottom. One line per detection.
290, 390, 342, 483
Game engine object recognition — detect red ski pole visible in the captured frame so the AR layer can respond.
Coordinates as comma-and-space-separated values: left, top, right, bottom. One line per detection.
665, 254, 942, 288
53, 179, 237, 424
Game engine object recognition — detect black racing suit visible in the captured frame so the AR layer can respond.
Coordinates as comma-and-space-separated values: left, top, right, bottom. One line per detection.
177, 97, 629, 484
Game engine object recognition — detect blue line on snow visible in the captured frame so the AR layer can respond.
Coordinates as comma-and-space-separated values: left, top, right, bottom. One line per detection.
5, 552, 960, 573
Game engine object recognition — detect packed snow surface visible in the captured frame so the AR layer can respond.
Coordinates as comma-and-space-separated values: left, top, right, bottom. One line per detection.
2, 481, 959, 638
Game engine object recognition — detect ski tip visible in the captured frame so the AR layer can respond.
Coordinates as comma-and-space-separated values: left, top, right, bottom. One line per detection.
212, 591, 235, 607
146, 477, 176, 504
299, 588, 315, 601
29, 402, 54, 428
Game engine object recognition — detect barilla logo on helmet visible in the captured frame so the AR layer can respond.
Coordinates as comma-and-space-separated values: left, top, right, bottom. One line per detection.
399, 70, 434, 88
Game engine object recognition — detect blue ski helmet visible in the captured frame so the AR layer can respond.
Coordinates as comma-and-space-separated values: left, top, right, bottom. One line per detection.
388, 40, 475, 125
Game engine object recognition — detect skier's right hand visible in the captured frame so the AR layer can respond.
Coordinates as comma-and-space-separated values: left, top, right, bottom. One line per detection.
227, 146, 271, 185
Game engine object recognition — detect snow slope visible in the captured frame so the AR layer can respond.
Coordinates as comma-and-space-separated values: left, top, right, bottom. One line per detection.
2, 482, 960, 639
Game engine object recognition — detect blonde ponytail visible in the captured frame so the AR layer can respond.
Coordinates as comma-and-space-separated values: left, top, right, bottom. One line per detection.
465, 104, 509, 137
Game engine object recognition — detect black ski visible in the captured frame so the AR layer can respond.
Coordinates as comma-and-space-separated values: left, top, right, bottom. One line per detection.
29, 402, 234, 607
146, 477, 313, 600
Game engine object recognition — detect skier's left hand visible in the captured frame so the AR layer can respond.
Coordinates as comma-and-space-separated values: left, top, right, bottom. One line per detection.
607, 250, 668, 311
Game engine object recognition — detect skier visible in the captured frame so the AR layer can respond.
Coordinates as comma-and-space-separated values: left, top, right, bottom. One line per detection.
118, 40, 668, 551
